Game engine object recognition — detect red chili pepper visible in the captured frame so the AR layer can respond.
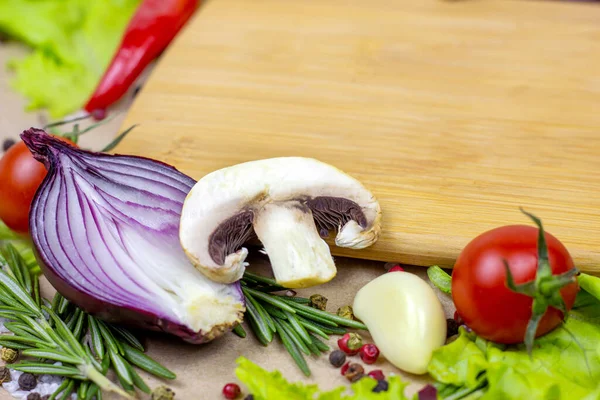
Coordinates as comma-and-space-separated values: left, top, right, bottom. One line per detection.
84, 0, 200, 116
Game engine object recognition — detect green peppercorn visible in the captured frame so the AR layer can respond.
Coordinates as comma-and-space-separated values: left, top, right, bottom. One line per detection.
151, 385, 175, 400
18, 373, 37, 391
344, 363, 365, 382
336, 305, 355, 320
329, 350, 346, 367
1, 347, 19, 363
309, 294, 328, 311
0, 367, 11, 384
347, 332, 363, 352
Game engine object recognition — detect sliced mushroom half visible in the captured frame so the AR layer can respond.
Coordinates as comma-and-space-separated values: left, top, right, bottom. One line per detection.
179, 157, 381, 288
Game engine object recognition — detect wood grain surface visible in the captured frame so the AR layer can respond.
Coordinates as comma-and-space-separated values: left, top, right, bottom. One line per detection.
117, 0, 600, 273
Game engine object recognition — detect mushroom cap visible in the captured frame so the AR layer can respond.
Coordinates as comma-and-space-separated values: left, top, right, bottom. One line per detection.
179, 157, 382, 284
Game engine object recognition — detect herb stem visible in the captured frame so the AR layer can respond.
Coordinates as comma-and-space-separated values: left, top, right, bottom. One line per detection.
243, 287, 297, 314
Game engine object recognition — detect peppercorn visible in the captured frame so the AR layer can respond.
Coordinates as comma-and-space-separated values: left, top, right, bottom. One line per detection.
344, 363, 365, 382
151, 385, 175, 400
340, 361, 350, 376
1, 347, 18, 363
2, 138, 15, 152
417, 384, 438, 400
347, 333, 362, 352
338, 332, 362, 355
27, 393, 42, 400
308, 294, 328, 311
336, 305, 354, 320
222, 383, 241, 399
359, 344, 380, 365
328, 350, 346, 368
388, 265, 405, 273
244, 396, 254, 400
41, 396, 50, 400
368, 369, 385, 381
0, 367, 11, 384
372, 380, 389, 393
18, 373, 37, 391
446, 318, 460, 338
453, 311, 463, 325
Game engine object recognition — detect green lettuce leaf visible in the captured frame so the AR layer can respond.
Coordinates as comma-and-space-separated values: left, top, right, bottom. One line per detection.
235, 357, 410, 400
0, 0, 141, 117
428, 281, 600, 400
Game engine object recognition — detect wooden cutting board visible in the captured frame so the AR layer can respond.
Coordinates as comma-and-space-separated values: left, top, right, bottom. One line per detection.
117, 0, 600, 274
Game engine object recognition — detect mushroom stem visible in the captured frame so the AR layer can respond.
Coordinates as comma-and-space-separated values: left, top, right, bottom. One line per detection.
253, 203, 337, 289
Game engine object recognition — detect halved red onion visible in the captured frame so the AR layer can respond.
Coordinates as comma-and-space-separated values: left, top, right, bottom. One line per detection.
22, 128, 245, 344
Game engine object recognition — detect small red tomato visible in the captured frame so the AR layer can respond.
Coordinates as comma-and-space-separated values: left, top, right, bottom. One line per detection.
388, 265, 405, 272
222, 383, 241, 399
368, 369, 385, 381
452, 222, 578, 344
0, 136, 76, 234
359, 344, 380, 364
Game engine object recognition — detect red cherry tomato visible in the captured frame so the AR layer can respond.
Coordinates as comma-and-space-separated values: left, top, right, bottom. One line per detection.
0, 136, 76, 234
451, 225, 578, 344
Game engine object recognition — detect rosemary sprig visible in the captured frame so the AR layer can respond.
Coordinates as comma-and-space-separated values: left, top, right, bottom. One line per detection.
0, 245, 175, 399
238, 272, 366, 376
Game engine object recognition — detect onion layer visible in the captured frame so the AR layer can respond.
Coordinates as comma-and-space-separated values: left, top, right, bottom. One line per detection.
22, 128, 245, 344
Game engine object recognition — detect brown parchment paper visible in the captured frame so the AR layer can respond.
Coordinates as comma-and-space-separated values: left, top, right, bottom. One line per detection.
93, 256, 455, 400
0, 45, 455, 400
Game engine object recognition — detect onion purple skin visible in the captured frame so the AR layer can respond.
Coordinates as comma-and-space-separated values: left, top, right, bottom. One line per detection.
22, 128, 245, 345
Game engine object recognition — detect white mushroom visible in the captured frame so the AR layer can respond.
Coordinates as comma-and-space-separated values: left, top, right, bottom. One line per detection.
179, 157, 381, 288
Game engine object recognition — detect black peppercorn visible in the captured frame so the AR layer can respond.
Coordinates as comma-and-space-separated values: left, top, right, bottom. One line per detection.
27, 393, 42, 400
329, 350, 347, 368
41, 396, 50, 400
446, 318, 460, 338
18, 373, 37, 391
344, 363, 365, 382
372, 379, 389, 393
244, 395, 254, 400
2, 138, 16, 152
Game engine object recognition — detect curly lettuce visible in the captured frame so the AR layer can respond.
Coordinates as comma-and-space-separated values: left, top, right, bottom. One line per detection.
429, 273, 600, 400
235, 357, 410, 400
0, 0, 140, 117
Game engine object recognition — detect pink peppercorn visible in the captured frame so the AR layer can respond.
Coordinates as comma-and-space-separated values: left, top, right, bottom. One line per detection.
359, 344, 380, 364
368, 369, 385, 381
222, 383, 241, 399
341, 361, 351, 376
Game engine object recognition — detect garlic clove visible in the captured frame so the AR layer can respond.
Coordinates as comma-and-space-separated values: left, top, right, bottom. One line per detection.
353, 272, 447, 375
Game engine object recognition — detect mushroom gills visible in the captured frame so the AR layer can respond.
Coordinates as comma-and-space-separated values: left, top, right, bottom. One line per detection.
253, 202, 336, 288
179, 157, 382, 288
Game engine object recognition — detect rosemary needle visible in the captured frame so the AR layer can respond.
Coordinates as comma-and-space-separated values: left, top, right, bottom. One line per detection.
240, 273, 370, 376
0, 245, 174, 399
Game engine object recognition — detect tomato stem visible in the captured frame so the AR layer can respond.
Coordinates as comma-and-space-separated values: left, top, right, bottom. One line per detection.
504, 209, 579, 356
